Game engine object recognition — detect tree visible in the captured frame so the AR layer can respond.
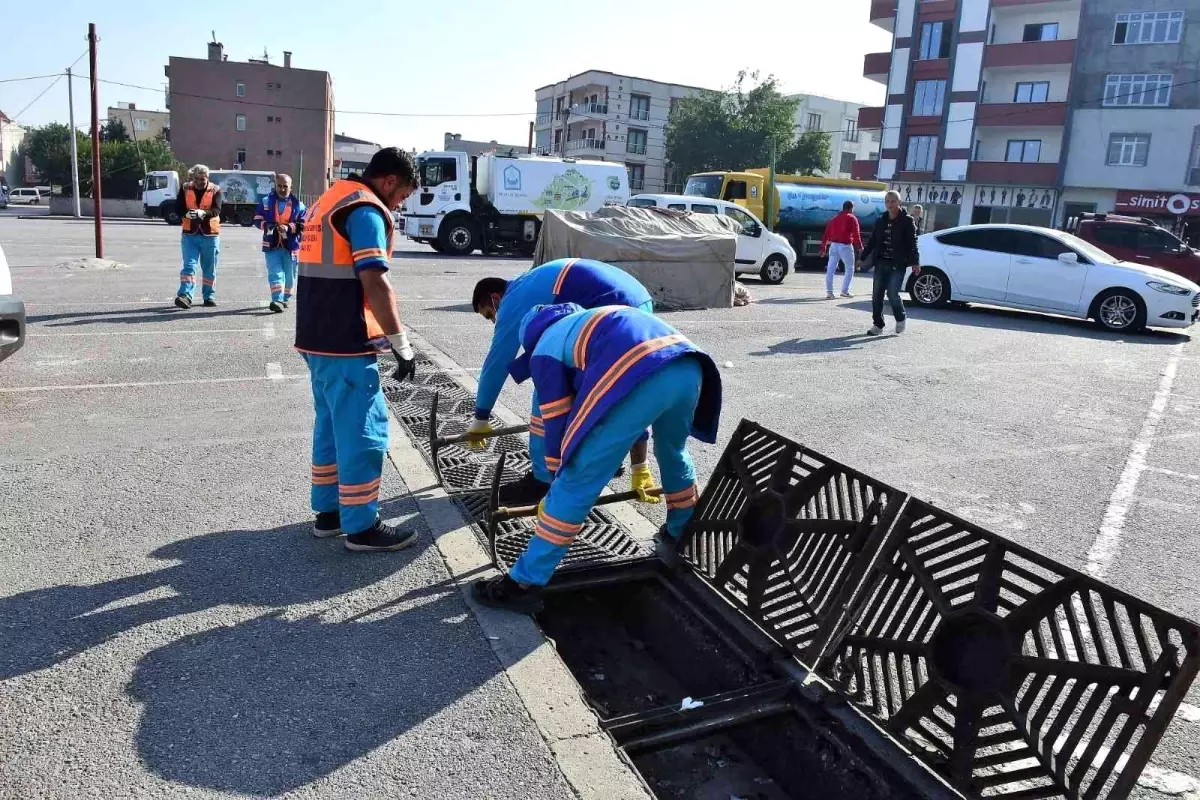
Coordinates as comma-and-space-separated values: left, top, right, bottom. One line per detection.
23, 123, 78, 189
100, 118, 129, 142
24, 123, 185, 199
665, 72, 829, 179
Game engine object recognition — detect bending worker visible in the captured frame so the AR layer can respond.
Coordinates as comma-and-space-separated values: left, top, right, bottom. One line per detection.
294, 147, 420, 552
470, 258, 653, 506
254, 172, 306, 313
174, 164, 223, 309
472, 303, 722, 614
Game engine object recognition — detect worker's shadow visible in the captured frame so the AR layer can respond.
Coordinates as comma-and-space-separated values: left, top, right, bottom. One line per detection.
28, 306, 271, 327
751, 333, 884, 357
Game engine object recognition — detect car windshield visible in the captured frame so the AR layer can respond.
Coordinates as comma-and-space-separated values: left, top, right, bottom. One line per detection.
144, 174, 171, 191
683, 175, 724, 199
1055, 230, 1123, 264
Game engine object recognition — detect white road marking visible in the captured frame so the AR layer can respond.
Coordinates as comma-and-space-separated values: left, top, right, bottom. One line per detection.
1178, 703, 1200, 723
262, 321, 276, 339
0, 374, 304, 393
1086, 348, 1183, 579
266, 362, 283, 380
1146, 466, 1200, 482
27, 328, 294, 337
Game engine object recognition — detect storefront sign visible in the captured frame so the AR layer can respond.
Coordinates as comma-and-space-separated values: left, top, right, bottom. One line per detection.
972, 186, 1057, 210
891, 183, 965, 205
1115, 190, 1200, 217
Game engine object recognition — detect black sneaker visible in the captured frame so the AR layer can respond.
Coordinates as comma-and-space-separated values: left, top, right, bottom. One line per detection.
174, 294, 192, 309
203, 297, 217, 308
344, 519, 418, 552
497, 471, 551, 506
472, 575, 544, 614
281, 298, 291, 308
268, 300, 284, 313
312, 511, 342, 538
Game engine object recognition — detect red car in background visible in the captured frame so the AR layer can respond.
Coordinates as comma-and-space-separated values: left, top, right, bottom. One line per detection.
1070, 213, 1200, 284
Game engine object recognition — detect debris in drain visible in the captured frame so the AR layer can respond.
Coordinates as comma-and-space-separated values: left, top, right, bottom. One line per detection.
680, 697, 704, 711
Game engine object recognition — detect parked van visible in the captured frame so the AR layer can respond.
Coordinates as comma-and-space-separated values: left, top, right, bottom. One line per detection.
627, 193, 797, 284
9, 188, 42, 205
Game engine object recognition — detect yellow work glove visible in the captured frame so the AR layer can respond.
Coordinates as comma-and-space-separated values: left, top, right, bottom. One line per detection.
631, 463, 660, 504
464, 418, 494, 450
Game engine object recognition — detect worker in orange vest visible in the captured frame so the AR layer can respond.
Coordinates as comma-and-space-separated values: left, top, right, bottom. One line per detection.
174, 164, 223, 309
253, 173, 306, 312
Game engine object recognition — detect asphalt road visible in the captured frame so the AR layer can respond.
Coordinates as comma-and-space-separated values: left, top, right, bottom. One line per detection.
2, 217, 1199, 799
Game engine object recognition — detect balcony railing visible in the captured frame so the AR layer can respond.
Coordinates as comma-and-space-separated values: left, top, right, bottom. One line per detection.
565, 138, 605, 153
864, 52, 891, 83
983, 39, 1076, 68
869, 0, 896, 30
858, 106, 885, 131
627, 142, 647, 155
629, 108, 650, 122
968, 160, 1058, 185
629, 179, 645, 191
571, 101, 609, 117
975, 101, 1067, 127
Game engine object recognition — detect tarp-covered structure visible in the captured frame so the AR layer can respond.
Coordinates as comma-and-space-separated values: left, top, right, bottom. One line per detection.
532, 207, 740, 309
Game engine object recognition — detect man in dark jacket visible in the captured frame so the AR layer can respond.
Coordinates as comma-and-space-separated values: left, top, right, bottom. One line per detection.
861, 190, 920, 335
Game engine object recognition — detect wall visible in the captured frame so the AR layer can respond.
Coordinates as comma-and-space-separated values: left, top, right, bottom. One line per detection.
1064, 109, 1197, 190
975, 126, 1064, 161
107, 107, 170, 141
991, 2, 1081, 44
49, 197, 145, 218
981, 66, 1071, 103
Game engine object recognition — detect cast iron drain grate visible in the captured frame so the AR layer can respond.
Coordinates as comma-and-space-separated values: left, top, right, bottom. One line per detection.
819, 497, 1200, 800
679, 419, 907, 665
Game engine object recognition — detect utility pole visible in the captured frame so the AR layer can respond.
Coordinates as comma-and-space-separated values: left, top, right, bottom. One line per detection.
765, 137, 777, 233
298, 150, 304, 196
527, 120, 533, 154
66, 67, 81, 218
88, 23, 103, 258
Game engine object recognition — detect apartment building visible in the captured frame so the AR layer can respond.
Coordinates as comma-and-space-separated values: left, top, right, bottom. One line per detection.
0, 110, 25, 188
166, 40, 334, 196
790, 94, 883, 179
534, 71, 706, 193
107, 102, 169, 141
856, 0, 1198, 233
334, 133, 379, 181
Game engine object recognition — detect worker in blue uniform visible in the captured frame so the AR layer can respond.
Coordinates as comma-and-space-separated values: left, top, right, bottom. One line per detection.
470, 258, 655, 506
253, 173, 306, 313
295, 147, 420, 552
472, 303, 722, 613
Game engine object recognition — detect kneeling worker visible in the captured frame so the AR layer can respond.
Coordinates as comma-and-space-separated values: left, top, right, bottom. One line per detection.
472, 303, 722, 613
470, 259, 654, 506
294, 147, 420, 552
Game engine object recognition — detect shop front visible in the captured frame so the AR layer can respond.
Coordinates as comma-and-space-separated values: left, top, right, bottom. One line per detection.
1114, 190, 1200, 244
889, 182, 1059, 231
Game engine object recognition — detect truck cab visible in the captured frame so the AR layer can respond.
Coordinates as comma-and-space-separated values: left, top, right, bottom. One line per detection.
1070, 213, 1200, 285
403, 151, 475, 254
142, 170, 181, 224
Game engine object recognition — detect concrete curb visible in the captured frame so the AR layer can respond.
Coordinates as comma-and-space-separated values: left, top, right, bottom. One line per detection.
381, 329, 652, 800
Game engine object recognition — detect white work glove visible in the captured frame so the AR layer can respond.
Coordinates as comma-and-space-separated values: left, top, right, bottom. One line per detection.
194, 209, 207, 220
464, 418, 494, 451
631, 463, 660, 504
388, 332, 416, 382
186, 209, 199, 220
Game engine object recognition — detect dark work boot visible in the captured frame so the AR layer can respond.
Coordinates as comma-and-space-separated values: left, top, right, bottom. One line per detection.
174, 293, 192, 309
497, 471, 551, 506
312, 511, 342, 538
344, 519, 418, 552
472, 575, 544, 614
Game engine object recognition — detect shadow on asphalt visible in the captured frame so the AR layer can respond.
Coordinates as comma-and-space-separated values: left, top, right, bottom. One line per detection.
424, 302, 476, 313
390, 249, 527, 262
751, 333, 887, 357
755, 296, 846, 306
842, 300, 1192, 343
27, 306, 273, 326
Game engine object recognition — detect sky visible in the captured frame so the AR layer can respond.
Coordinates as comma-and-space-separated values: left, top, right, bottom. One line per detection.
1, 0, 891, 152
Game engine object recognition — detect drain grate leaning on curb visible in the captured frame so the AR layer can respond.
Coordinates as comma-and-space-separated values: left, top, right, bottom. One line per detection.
679, 419, 1200, 800
381, 352, 650, 573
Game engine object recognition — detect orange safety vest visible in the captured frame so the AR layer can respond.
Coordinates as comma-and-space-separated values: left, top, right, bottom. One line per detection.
294, 178, 395, 356
181, 184, 220, 235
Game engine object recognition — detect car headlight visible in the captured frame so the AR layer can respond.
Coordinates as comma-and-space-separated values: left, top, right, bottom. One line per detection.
1146, 280, 1192, 296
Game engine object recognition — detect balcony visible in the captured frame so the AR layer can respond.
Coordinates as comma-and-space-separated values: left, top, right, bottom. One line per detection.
869, 0, 895, 31
975, 102, 1067, 127
851, 160, 878, 180
630, 179, 645, 191
570, 101, 609, 118
626, 142, 647, 156
968, 161, 1058, 185
535, 113, 553, 130
864, 52, 891, 84
629, 108, 650, 122
565, 138, 606, 155
983, 39, 1076, 68
858, 106, 884, 132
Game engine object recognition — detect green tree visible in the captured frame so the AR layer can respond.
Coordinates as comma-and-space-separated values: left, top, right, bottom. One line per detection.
25, 123, 186, 199
665, 72, 829, 178
23, 123, 79, 188
100, 118, 129, 142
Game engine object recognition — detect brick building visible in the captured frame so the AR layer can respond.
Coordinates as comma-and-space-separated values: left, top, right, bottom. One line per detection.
166, 40, 334, 196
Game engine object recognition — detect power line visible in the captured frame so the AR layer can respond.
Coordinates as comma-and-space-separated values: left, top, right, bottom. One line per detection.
11, 74, 65, 123
0, 72, 67, 84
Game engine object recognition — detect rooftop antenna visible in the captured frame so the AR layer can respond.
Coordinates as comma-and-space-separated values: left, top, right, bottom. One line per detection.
263, 47, 269, 60
211, 29, 216, 42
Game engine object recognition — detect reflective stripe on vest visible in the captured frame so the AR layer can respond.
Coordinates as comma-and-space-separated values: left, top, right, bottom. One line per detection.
182, 184, 220, 235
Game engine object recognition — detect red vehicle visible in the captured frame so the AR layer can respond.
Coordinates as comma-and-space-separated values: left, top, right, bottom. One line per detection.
1070, 213, 1200, 284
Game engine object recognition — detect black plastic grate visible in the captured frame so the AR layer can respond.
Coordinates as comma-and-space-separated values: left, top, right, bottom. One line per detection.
819, 497, 1200, 800
679, 420, 906, 664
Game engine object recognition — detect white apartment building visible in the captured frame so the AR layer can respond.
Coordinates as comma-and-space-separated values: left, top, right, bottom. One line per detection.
789, 94, 882, 179
0, 111, 25, 189
534, 70, 707, 193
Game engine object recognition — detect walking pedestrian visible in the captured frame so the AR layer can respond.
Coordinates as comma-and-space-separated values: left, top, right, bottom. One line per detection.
861, 191, 920, 336
819, 200, 863, 299
253, 173, 306, 313
294, 147, 421, 552
911, 203, 925, 234
174, 165, 223, 309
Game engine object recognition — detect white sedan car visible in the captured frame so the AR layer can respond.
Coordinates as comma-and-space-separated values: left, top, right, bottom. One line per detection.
908, 224, 1200, 333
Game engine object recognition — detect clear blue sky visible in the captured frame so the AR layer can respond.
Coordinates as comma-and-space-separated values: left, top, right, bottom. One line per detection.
1, 0, 890, 152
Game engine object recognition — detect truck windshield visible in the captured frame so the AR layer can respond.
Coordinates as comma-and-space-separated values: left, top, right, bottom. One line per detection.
683, 175, 724, 198
144, 174, 171, 191
418, 157, 457, 188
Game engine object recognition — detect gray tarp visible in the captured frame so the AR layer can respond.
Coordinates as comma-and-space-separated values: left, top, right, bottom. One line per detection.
533, 207, 740, 310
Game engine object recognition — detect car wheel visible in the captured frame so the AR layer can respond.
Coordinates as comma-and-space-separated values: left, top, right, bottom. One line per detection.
438, 216, 478, 256
760, 255, 788, 285
909, 268, 950, 308
162, 203, 182, 226
429, 240, 446, 253
1093, 289, 1146, 333
237, 207, 255, 226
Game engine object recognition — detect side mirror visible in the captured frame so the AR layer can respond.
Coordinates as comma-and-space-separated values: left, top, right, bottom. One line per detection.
1058, 251, 1079, 264
746, 224, 762, 238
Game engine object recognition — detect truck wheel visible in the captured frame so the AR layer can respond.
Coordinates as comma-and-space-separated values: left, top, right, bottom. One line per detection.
438, 216, 478, 256
760, 255, 788, 285
429, 240, 446, 254
238, 207, 255, 227
162, 203, 181, 226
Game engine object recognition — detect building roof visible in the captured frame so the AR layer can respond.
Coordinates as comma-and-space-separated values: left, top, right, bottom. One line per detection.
0, 110, 11, 123
335, 133, 378, 146
535, 69, 713, 94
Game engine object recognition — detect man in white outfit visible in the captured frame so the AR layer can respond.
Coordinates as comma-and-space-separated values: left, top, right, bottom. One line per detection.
819, 200, 863, 299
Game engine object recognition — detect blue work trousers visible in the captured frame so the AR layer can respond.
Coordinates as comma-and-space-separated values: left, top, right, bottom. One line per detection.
264, 248, 297, 303
510, 357, 702, 587
304, 353, 389, 535
179, 234, 219, 301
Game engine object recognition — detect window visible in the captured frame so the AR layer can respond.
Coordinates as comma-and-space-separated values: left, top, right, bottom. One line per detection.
628, 163, 645, 190
1006, 139, 1042, 162
133, 117, 149, 131
844, 119, 859, 143
1008, 230, 1076, 259
937, 228, 1011, 252
627, 197, 658, 208
419, 157, 458, 186
690, 204, 718, 214
912, 79, 947, 116
1114, 11, 1184, 44
275, 151, 282, 159
267, 149, 275, 156
905, 135, 938, 171
667, 203, 686, 211
236, 81, 245, 97
807, 113, 822, 131
1104, 74, 1172, 107
1023, 22, 1059, 41
267, 115, 274, 123
628, 128, 647, 155
630, 95, 650, 121
235, 114, 246, 131
1014, 81, 1050, 103
840, 151, 857, 174
235, 147, 246, 164
554, 130, 562, 148
918, 21, 952, 59
275, 116, 281, 124
1140, 227, 1185, 253
723, 180, 748, 200
1107, 133, 1151, 166
1095, 225, 1140, 249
